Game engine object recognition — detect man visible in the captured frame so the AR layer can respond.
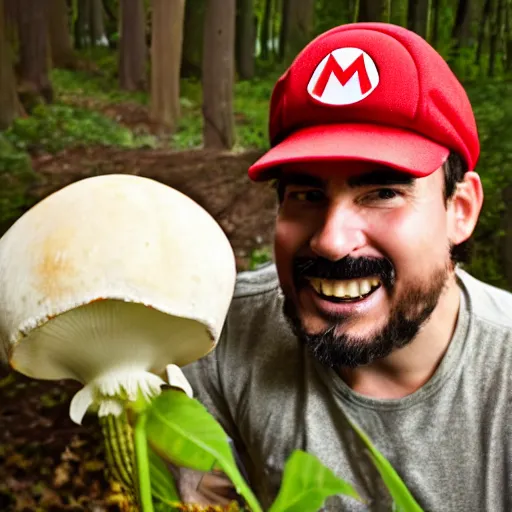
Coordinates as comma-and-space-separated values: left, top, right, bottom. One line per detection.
183, 22, 512, 511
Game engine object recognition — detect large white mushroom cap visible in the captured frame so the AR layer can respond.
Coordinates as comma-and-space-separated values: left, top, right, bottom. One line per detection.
0, 174, 236, 422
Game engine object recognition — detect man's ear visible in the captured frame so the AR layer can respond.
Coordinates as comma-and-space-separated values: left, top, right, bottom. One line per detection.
447, 171, 484, 245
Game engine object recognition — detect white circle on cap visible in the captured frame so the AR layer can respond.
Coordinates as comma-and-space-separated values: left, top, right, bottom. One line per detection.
307, 47, 380, 105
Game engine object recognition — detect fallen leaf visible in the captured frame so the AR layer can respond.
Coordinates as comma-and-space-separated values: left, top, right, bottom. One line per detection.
53, 462, 72, 488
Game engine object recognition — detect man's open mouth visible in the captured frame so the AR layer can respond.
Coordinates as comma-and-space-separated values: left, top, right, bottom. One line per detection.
306, 277, 381, 303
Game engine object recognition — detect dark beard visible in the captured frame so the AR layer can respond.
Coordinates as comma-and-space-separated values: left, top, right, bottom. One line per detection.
283, 256, 451, 368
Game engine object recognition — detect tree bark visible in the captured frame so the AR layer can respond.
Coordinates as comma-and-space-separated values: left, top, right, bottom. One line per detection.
236, 0, 255, 79
489, 0, 504, 76
89, 0, 106, 46
475, 0, 493, 65
150, 0, 185, 133
48, 0, 75, 68
74, 0, 89, 49
259, 0, 272, 60
272, 0, 280, 55
119, 0, 147, 91
180, 0, 205, 77
506, 0, 512, 71
279, 0, 315, 64
407, 0, 430, 39
358, 0, 386, 22
451, 0, 473, 51
202, 0, 236, 149
3, 0, 18, 47
431, 0, 441, 48
0, 1, 22, 130
16, 0, 53, 105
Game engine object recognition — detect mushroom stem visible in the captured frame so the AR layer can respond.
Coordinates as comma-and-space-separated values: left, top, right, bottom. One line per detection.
100, 411, 139, 510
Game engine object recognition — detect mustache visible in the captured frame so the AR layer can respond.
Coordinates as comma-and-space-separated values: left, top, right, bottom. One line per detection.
293, 256, 395, 287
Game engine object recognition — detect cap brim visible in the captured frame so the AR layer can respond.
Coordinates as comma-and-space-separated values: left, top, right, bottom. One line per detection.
248, 123, 450, 181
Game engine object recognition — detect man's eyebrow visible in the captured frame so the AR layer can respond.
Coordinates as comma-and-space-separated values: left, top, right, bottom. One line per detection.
278, 172, 325, 188
347, 169, 415, 188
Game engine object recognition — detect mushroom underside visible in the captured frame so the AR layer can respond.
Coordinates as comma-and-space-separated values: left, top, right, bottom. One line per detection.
10, 299, 214, 383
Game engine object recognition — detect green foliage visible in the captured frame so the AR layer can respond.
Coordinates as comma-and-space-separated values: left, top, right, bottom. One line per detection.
249, 246, 273, 270
52, 67, 148, 106
147, 446, 180, 510
268, 451, 363, 512
171, 76, 275, 151
135, 389, 424, 511
0, 136, 39, 231
463, 80, 512, 289
4, 104, 155, 154
348, 421, 423, 512
234, 77, 277, 150
144, 389, 262, 512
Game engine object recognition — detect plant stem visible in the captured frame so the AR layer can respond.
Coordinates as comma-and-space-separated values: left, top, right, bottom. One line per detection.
134, 412, 154, 512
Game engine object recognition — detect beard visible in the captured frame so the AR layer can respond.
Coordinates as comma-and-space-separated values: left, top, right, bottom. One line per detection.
282, 255, 452, 369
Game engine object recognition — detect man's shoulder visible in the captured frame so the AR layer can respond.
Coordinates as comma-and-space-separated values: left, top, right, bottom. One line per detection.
457, 267, 512, 330
231, 261, 281, 299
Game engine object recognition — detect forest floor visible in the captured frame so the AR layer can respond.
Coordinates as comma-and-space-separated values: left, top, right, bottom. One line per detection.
0, 110, 279, 510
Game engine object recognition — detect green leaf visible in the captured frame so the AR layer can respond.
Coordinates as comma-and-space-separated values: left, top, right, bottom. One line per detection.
145, 389, 262, 512
348, 421, 424, 512
268, 450, 363, 512
148, 446, 180, 506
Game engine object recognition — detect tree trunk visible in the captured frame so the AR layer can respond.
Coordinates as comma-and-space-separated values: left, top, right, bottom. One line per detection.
202, 0, 236, 149
431, 0, 441, 48
0, 1, 22, 130
407, 0, 430, 39
489, 0, 504, 76
150, 0, 185, 133
279, 0, 315, 64
272, 0, 280, 55
89, 0, 106, 46
451, 0, 472, 51
506, 0, 512, 71
259, 0, 272, 60
180, 0, 205, 77
236, 0, 255, 79
358, 0, 386, 22
16, 0, 53, 105
74, 0, 89, 49
48, 0, 75, 68
475, 0, 492, 65
3, 0, 18, 47
119, 0, 147, 91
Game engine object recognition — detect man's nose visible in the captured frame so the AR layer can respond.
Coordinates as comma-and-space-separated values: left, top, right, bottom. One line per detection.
309, 206, 366, 261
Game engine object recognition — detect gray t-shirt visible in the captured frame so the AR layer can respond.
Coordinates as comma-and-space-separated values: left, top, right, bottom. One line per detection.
183, 263, 512, 511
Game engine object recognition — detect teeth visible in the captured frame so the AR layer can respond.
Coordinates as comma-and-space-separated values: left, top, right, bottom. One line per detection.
333, 281, 347, 297
321, 280, 333, 296
308, 277, 380, 299
359, 279, 371, 295
310, 278, 322, 294
347, 281, 359, 297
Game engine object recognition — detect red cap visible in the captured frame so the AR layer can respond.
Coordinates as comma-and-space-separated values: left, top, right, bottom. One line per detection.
248, 22, 480, 181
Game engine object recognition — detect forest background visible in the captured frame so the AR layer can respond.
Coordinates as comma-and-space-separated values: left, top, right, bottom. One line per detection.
0, 0, 511, 510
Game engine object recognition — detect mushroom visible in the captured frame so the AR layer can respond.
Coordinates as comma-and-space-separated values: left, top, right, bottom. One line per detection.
0, 174, 237, 425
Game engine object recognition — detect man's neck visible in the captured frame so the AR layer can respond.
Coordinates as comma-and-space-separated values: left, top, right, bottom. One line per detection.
339, 275, 462, 400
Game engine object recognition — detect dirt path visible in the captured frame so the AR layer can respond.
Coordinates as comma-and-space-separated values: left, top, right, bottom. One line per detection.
0, 147, 277, 511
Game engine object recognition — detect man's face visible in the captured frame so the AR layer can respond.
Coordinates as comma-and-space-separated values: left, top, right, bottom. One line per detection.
274, 161, 456, 368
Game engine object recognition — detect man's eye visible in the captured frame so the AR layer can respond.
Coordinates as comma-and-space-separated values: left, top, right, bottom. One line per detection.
376, 189, 398, 199
367, 188, 400, 200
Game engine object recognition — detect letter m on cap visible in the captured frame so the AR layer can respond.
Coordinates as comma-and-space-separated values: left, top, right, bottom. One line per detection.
308, 48, 379, 106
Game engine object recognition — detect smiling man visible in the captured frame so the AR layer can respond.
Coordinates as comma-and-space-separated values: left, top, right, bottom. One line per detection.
182, 22, 512, 511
